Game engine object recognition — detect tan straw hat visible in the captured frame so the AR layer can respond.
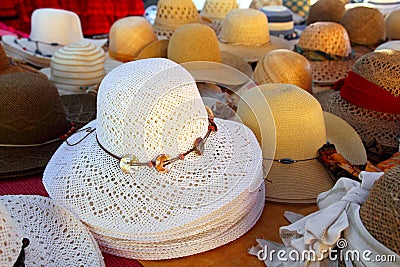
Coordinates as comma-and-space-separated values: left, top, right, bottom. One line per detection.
218, 9, 292, 63
253, 49, 313, 93
200, 0, 238, 34
136, 39, 169, 60
385, 9, 400, 40
340, 6, 385, 46
315, 49, 400, 150
295, 22, 355, 85
40, 41, 105, 95
236, 83, 367, 203
250, 0, 283, 9
153, 0, 200, 39
0, 195, 105, 266
306, 0, 345, 25
108, 16, 157, 62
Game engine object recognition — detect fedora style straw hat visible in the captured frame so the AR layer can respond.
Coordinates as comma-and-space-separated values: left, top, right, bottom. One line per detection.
200, 0, 238, 35
385, 9, 400, 41
153, 0, 200, 39
253, 49, 313, 93
315, 49, 400, 151
40, 41, 105, 95
43, 58, 266, 259
236, 83, 367, 203
295, 21, 355, 85
306, 0, 345, 25
218, 8, 292, 63
340, 6, 385, 46
1, 8, 107, 68
0, 195, 105, 266
108, 16, 157, 62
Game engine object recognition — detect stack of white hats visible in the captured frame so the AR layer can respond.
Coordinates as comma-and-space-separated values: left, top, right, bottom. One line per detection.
43, 58, 266, 260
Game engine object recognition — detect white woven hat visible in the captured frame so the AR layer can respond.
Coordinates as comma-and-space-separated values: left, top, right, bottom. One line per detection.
43, 58, 265, 259
40, 41, 105, 95
0, 195, 105, 266
1, 8, 107, 68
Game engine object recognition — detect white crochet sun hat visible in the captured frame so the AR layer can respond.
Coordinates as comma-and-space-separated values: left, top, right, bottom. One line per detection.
0, 195, 105, 267
43, 58, 265, 260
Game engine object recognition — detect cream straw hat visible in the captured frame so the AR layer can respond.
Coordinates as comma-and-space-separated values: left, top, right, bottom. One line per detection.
200, 0, 239, 35
1, 8, 107, 68
40, 41, 105, 95
236, 83, 367, 203
385, 9, 400, 40
218, 9, 292, 63
43, 58, 265, 259
0, 195, 105, 266
375, 40, 400, 51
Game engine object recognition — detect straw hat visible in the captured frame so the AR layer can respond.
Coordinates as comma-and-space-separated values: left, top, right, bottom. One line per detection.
253, 49, 313, 93
200, 0, 238, 35
282, 0, 310, 19
385, 9, 400, 40
250, 0, 283, 9
340, 6, 385, 46
108, 16, 157, 62
153, 0, 200, 39
365, 0, 400, 15
43, 58, 266, 259
295, 22, 355, 85
0, 43, 41, 75
315, 49, 400, 150
218, 9, 292, 63
306, 0, 345, 25
136, 39, 169, 60
40, 41, 105, 95
0, 195, 105, 266
375, 40, 400, 51
259, 6, 297, 40
1, 8, 107, 68
236, 83, 367, 203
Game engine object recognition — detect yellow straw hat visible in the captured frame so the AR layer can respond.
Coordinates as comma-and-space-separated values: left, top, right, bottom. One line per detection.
236, 83, 367, 203
218, 9, 292, 63
200, 0, 238, 34
136, 40, 169, 60
385, 9, 400, 41
108, 16, 157, 62
250, 0, 283, 9
253, 49, 313, 93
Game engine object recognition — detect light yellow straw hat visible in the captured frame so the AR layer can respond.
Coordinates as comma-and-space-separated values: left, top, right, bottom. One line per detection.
385, 9, 400, 41
200, 0, 239, 34
218, 9, 292, 63
108, 16, 157, 62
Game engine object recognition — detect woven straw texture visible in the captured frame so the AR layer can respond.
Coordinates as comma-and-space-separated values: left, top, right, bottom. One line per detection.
360, 166, 400, 255
311, 59, 356, 85
375, 40, 400, 51
306, 0, 345, 25
0, 72, 71, 178
0, 201, 22, 266
43, 58, 264, 259
315, 50, 400, 149
250, 0, 283, 9
385, 10, 400, 40
283, 0, 309, 18
0, 195, 105, 266
136, 40, 169, 60
109, 16, 157, 62
201, 0, 238, 19
341, 7, 385, 45
153, 0, 200, 39
253, 49, 312, 93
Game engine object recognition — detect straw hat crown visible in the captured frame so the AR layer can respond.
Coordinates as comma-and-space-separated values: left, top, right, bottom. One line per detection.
306, 0, 345, 25
201, 0, 238, 19
385, 10, 400, 40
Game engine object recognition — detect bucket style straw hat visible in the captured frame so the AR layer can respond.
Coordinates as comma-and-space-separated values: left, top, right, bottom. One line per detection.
43, 58, 266, 260
218, 9, 293, 63
340, 6, 385, 46
253, 49, 313, 93
153, 0, 201, 40
1, 8, 107, 68
306, 0, 345, 25
40, 41, 105, 95
385, 9, 400, 41
236, 83, 367, 203
375, 40, 400, 51
295, 21, 355, 85
314, 49, 400, 151
0, 195, 105, 266
108, 16, 157, 62
200, 0, 238, 35
250, 168, 400, 267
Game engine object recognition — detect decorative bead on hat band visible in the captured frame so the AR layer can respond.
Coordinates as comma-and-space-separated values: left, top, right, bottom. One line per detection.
13, 37, 63, 58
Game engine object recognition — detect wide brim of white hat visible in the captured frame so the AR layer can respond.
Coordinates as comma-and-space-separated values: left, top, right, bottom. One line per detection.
0, 195, 105, 266
218, 36, 294, 63
1, 35, 107, 68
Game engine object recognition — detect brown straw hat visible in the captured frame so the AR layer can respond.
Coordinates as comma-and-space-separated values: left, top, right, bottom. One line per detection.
109, 16, 157, 62
306, 0, 345, 25
236, 83, 367, 203
253, 49, 313, 93
218, 9, 292, 63
315, 49, 400, 150
385, 9, 400, 41
340, 6, 385, 46
359, 166, 400, 255
200, 0, 238, 35
153, 0, 200, 39
0, 72, 74, 178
